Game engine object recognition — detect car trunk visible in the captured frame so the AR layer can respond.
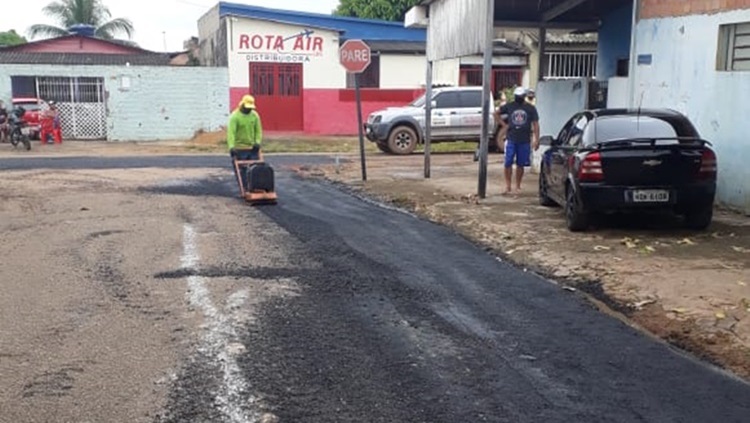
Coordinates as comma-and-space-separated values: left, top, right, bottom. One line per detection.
599, 145, 704, 186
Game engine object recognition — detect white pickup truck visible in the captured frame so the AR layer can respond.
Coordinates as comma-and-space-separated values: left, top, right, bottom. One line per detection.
364, 86, 502, 155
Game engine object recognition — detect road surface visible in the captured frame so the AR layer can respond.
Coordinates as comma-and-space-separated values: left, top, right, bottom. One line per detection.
0, 155, 749, 423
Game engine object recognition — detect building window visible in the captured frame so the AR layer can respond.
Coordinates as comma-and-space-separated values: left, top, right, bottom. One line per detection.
346, 54, 380, 88
717, 22, 750, 71
545, 52, 597, 79
459, 66, 523, 95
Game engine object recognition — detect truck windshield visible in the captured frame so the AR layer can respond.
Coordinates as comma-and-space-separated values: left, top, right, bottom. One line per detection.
409, 94, 426, 108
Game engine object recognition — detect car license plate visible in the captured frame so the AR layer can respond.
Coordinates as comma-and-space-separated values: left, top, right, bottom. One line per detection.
631, 190, 670, 203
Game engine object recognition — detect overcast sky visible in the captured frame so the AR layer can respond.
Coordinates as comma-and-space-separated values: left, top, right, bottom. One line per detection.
0, 0, 341, 52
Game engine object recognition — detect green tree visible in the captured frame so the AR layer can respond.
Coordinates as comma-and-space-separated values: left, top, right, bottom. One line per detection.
334, 0, 422, 22
0, 30, 27, 46
28, 0, 134, 40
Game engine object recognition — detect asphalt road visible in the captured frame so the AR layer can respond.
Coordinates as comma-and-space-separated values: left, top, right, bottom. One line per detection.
2, 155, 750, 423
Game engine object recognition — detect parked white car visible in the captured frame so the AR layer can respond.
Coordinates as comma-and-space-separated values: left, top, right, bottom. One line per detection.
364, 87, 500, 155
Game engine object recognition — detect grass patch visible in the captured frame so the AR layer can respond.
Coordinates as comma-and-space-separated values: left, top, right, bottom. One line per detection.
419, 141, 477, 154
187, 131, 478, 155
261, 138, 378, 154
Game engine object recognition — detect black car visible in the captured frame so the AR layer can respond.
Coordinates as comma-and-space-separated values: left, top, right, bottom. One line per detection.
538, 109, 717, 232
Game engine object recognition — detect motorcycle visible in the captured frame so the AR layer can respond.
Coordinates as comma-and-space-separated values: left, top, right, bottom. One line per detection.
8, 106, 31, 151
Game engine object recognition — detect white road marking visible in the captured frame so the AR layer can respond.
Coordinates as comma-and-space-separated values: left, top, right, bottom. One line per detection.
181, 224, 257, 423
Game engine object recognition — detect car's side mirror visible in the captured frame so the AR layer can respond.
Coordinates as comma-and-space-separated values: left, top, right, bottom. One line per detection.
540, 135, 555, 146
430, 100, 437, 109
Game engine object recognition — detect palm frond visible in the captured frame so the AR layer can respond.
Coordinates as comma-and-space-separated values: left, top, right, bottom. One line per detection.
27, 24, 70, 40
95, 18, 134, 40
42, 1, 75, 27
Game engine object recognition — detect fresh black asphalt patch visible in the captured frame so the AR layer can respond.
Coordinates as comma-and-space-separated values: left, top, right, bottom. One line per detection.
236, 173, 750, 422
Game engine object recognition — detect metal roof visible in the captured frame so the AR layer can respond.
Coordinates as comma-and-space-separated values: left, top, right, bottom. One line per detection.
218, 2, 426, 42
0, 52, 173, 66
365, 39, 527, 56
0, 34, 155, 54
421, 0, 632, 30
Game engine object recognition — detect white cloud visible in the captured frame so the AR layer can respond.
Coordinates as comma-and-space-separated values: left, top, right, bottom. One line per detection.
1, 0, 341, 52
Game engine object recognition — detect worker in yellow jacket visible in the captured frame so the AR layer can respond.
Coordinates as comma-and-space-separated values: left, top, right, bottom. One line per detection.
228, 95, 263, 184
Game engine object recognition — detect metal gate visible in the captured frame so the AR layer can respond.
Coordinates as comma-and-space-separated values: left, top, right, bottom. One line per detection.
459, 66, 523, 94
249, 63, 303, 131
36, 76, 107, 140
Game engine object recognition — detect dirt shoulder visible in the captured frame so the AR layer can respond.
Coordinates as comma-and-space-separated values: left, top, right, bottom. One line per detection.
300, 152, 750, 380
0, 130, 479, 158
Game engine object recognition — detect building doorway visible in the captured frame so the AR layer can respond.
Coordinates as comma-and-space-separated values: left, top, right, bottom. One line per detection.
248, 63, 304, 131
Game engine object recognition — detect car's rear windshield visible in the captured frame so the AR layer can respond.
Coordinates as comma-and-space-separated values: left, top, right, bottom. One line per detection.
584, 115, 699, 146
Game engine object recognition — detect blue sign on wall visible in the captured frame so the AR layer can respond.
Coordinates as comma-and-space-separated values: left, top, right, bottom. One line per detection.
637, 54, 653, 65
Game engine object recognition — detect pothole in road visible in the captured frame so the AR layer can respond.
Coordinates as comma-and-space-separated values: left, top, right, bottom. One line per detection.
154, 265, 309, 281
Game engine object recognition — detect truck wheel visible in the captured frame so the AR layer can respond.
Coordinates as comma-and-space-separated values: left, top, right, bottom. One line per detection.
376, 142, 391, 153
684, 205, 713, 230
388, 126, 418, 155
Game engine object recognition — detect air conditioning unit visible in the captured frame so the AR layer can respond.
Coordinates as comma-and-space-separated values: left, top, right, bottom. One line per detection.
405, 6, 429, 28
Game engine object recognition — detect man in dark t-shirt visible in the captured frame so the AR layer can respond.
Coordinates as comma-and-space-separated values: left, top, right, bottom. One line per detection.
499, 87, 540, 195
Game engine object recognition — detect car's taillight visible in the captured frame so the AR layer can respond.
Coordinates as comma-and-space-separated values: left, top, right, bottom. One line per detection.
578, 152, 604, 182
699, 148, 717, 180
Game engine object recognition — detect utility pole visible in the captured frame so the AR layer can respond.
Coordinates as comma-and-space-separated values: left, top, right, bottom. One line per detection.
477, 0, 495, 199
424, 60, 433, 179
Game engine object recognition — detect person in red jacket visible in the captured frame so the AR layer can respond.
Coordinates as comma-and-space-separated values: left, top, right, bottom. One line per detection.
40, 101, 62, 144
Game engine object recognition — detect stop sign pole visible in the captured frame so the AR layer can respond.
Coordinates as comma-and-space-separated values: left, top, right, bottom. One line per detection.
339, 39, 371, 182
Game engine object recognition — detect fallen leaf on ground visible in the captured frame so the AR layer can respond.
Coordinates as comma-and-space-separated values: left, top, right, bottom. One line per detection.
505, 250, 516, 255
633, 299, 657, 309
715, 311, 727, 319
741, 298, 750, 312
670, 307, 689, 314
639, 246, 656, 254
677, 238, 696, 246
621, 237, 641, 248
731, 246, 750, 253
739, 281, 747, 287
593, 245, 611, 251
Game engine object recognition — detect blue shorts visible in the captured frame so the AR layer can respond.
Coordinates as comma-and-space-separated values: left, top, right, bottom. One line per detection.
504, 141, 531, 168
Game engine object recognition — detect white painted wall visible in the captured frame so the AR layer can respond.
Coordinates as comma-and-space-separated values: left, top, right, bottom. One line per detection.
532, 78, 589, 172
380, 54, 425, 88
607, 77, 629, 108
432, 57, 460, 85
0, 65, 228, 141
632, 9, 750, 211
227, 17, 344, 89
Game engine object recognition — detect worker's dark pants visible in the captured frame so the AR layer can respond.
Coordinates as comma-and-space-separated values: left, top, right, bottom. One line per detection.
231, 146, 260, 189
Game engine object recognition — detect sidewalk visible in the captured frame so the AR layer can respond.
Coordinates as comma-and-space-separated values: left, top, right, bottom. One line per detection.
303, 152, 750, 380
